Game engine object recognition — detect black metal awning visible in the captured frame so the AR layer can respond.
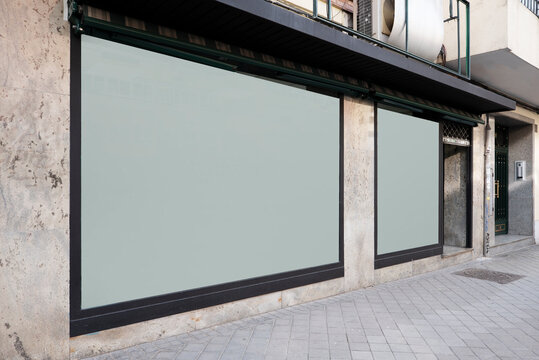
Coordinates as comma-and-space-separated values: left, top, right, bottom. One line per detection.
74, 0, 515, 114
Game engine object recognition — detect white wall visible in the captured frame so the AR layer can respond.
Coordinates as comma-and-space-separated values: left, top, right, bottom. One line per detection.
508, 0, 539, 72
445, 0, 539, 71
444, 0, 508, 62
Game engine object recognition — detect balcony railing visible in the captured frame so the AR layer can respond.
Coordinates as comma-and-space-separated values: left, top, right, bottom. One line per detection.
521, 0, 539, 16
270, 0, 471, 79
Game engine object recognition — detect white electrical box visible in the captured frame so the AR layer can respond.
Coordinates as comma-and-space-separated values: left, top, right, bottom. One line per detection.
515, 161, 526, 181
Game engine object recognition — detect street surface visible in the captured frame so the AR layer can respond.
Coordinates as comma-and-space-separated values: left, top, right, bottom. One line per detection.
87, 246, 539, 360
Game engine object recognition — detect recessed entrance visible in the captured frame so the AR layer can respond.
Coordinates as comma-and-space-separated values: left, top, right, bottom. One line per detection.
490, 115, 534, 256
442, 122, 472, 255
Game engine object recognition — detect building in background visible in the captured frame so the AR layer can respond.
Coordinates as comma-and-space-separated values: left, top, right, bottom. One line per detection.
1, 0, 535, 359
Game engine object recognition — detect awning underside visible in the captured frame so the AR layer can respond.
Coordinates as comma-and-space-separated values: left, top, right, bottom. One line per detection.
71, 3, 484, 125
72, 0, 515, 115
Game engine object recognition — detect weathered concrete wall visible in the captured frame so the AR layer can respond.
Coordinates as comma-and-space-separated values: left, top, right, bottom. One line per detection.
444, 145, 469, 247
0, 0, 70, 359
508, 124, 534, 236
343, 96, 375, 291
480, 118, 494, 253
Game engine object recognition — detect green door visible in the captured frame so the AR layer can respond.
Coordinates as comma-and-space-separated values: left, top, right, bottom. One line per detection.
495, 126, 508, 234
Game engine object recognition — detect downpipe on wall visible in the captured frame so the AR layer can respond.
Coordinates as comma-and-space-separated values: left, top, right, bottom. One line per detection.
483, 115, 493, 256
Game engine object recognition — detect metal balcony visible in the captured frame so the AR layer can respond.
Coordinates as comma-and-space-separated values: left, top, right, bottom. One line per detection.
521, 0, 539, 16
271, 0, 471, 79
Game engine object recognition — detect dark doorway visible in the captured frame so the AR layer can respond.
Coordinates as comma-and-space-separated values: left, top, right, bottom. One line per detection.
495, 126, 509, 235
444, 144, 469, 248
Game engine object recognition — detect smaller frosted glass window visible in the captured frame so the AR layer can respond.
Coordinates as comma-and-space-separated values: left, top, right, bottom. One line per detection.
377, 106, 439, 255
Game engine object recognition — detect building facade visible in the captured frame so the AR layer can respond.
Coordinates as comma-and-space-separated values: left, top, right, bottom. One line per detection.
1, 0, 536, 359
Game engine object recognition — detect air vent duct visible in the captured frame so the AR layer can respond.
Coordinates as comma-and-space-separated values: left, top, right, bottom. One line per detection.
382, 0, 443, 61
357, 0, 373, 35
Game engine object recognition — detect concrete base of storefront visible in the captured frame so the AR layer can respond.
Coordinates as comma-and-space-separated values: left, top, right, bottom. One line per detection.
442, 245, 473, 258
489, 234, 535, 256
373, 250, 475, 286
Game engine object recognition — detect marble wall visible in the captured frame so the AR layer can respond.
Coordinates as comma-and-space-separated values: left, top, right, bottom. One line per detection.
480, 117, 494, 253
0, 0, 70, 359
465, 119, 488, 257
343, 96, 375, 291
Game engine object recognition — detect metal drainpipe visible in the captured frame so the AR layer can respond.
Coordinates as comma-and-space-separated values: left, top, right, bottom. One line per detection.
483, 115, 492, 256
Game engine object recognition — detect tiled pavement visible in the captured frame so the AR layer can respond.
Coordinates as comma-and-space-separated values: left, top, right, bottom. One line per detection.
87, 245, 539, 360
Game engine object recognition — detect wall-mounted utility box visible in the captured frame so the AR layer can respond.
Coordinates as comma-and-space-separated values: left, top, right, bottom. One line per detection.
515, 161, 526, 181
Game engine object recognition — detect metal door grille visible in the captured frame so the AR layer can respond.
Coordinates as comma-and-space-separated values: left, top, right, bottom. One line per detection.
495, 150, 508, 234
442, 121, 471, 146
495, 125, 509, 148
495, 126, 509, 235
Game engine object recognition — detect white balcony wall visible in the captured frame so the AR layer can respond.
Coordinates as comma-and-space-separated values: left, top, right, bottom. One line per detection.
444, 0, 539, 107
443, 0, 507, 63
508, 0, 539, 70
444, 0, 539, 66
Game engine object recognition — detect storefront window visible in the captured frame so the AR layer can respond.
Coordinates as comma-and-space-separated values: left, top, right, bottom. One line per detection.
79, 35, 341, 309
376, 105, 441, 266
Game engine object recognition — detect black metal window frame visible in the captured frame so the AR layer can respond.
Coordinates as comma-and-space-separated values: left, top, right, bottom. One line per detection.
374, 103, 475, 269
374, 102, 445, 269
70, 32, 345, 336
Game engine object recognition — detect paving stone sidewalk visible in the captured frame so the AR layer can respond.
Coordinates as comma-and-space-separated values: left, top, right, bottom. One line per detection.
87, 246, 539, 360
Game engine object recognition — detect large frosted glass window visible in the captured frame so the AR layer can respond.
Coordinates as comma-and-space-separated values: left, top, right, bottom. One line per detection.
377, 107, 439, 255
80, 35, 340, 309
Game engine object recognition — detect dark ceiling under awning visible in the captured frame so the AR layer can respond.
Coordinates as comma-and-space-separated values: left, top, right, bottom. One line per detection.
76, 0, 515, 114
